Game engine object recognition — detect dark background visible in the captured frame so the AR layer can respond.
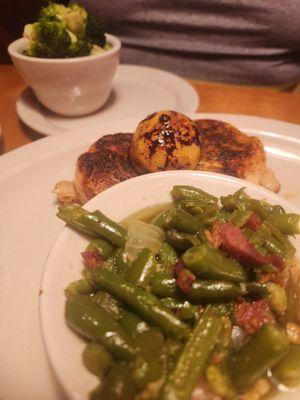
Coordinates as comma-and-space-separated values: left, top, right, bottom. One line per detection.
0, 0, 68, 63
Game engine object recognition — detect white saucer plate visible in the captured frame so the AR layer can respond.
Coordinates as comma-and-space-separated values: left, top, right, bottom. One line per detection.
16, 64, 199, 136
0, 114, 299, 400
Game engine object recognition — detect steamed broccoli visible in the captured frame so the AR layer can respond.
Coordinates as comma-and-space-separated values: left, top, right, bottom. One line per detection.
38, 3, 68, 22
23, 2, 106, 58
86, 14, 106, 47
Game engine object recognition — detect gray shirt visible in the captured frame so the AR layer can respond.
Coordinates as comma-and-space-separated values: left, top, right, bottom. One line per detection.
82, 0, 300, 85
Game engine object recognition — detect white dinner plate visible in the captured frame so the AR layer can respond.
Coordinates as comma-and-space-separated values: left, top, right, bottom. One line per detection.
16, 64, 199, 136
0, 113, 300, 400
40, 170, 300, 400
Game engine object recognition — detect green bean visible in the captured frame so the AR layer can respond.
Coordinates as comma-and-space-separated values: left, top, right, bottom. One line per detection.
187, 280, 244, 303
57, 204, 127, 245
86, 238, 115, 259
91, 290, 122, 319
220, 188, 250, 211
151, 208, 174, 229
183, 244, 247, 283
228, 323, 289, 390
267, 283, 287, 314
92, 362, 137, 400
264, 237, 285, 256
114, 247, 131, 272
135, 327, 165, 355
178, 199, 219, 224
207, 302, 234, 318
151, 271, 179, 298
151, 272, 244, 302
90, 269, 190, 340
133, 353, 163, 389
205, 365, 236, 398
171, 185, 218, 205
118, 308, 164, 355
249, 222, 271, 247
168, 208, 204, 234
118, 308, 147, 337
80, 210, 126, 246
230, 209, 253, 228
245, 282, 269, 298
165, 229, 200, 250
160, 297, 198, 320
65, 295, 136, 360
57, 204, 97, 236
177, 199, 208, 215
82, 342, 114, 377
260, 202, 285, 214
268, 213, 300, 235
64, 278, 95, 298
199, 204, 220, 224
249, 200, 295, 257
159, 310, 223, 400
272, 344, 300, 387
125, 248, 157, 288
158, 242, 179, 269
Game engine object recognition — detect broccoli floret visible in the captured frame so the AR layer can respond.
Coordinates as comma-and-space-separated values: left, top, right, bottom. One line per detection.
38, 3, 68, 22
24, 20, 91, 58
65, 3, 88, 35
23, 2, 106, 58
86, 14, 106, 47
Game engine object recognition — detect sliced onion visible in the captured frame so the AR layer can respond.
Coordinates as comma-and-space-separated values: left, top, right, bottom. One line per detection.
124, 219, 164, 262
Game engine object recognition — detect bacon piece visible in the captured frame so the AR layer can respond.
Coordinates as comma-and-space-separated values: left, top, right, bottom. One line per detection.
215, 222, 283, 269
81, 249, 103, 271
244, 213, 262, 230
235, 299, 274, 334
174, 259, 196, 294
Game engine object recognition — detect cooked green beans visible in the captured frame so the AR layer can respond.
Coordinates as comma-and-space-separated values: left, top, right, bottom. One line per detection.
159, 310, 223, 400
65, 295, 136, 360
172, 185, 218, 205
158, 242, 179, 269
62, 184, 300, 400
92, 362, 137, 400
272, 344, 300, 387
57, 204, 126, 245
90, 269, 190, 340
183, 244, 247, 283
186, 280, 244, 302
269, 213, 300, 235
82, 342, 114, 377
125, 248, 157, 288
228, 323, 289, 389
165, 229, 200, 250
86, 238, 115, 259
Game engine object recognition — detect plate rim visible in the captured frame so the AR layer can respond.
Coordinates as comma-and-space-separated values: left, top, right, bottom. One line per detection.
16, 64, 200, 137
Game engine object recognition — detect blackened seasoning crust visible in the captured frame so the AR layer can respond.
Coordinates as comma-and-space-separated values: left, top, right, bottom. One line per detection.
196, 119, 280, 192
75, 133, 137, 203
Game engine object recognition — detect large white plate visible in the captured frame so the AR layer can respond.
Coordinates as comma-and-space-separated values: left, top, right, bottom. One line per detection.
0, 113, 299, 400
16, 64, 199, 136
40, 170, 300, 400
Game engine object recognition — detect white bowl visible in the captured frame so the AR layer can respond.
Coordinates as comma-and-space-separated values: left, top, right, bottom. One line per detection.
8, 35, 121, 117
40, 171, 300, 400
